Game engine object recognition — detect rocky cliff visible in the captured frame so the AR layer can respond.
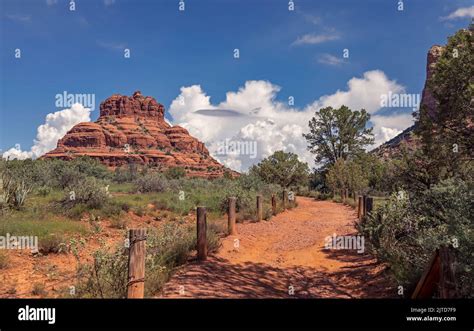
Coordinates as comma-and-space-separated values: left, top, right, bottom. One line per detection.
372, 45, 444, 158
43, 91, 232, 178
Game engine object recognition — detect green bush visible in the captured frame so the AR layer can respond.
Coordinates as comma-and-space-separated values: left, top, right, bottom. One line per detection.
164, 167, 186, 179
109, 216, 127, 229
134, 173, 169, 193
76, 244, 129, 298
113, 164, 139, 183
36, 186, 52, 197
39, 233, 67, 254
61, 177, 109, 209
0, 159, 37, 209
358, 179, 473, 297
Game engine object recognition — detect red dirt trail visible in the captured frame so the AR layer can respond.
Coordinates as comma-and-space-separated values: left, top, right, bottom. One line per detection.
159, 197, 395, 298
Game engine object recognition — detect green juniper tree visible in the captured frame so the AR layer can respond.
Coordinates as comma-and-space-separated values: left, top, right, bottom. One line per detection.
303, 105, 374, 169
249, 151, 309, 188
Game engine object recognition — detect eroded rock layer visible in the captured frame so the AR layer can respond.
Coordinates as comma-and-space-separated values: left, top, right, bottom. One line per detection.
43, 91, 231, 178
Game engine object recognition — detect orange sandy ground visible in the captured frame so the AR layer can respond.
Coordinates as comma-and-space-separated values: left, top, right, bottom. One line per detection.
160, 197, 396, 298
0, 197, 396, 298
0, 211, 172, 298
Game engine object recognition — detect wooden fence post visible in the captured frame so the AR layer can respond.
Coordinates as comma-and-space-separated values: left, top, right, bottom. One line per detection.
439, 246, 458, 298
411, 246, 458, 299
197, 206, 207, 261
228, 197, 236, 235
282, 190, 288, 209
357, 196, 363, 219
256, 195, 263, 221
362, 195, 367, 217
365, 197, 373, 216
271, 194, 277, 215
127, 228, 147, 299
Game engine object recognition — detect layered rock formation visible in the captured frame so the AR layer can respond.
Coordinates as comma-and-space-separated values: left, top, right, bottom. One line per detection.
43, 91, 232, 178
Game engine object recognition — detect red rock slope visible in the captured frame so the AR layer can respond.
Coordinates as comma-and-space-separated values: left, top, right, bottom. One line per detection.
43, 91, 232, 178
372, 45, 444, 158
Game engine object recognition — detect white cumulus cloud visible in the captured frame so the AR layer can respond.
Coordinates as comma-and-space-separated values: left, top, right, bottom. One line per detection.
370, 113, 415, 148
306, 70, 405, 114
169, 70, 410, 172
2, 103, 92, 160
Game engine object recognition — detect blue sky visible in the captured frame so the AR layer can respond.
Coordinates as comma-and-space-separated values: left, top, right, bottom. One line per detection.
0, 0, 472, 169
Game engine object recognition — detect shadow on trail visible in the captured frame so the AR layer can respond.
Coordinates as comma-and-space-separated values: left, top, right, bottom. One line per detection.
321, 246, 396, 298
162, 253, 396, 298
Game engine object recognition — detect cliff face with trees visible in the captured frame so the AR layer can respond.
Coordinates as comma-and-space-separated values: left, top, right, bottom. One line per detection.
360, 27, 473, 297
300, 26, 473, 297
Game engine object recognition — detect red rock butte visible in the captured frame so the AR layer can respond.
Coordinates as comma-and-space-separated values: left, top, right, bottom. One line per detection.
43, 91, 233, 178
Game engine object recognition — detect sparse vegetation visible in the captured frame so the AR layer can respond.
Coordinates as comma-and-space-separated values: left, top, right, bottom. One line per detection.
75, 221, 222, 298
0, 251, 9, 269
31, 283, 47, 296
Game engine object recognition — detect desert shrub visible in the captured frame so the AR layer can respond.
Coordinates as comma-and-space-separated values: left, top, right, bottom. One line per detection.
164, 167, 186, 179
134, 206, 146, 216
36, 186, 52, 197
0, 212, 87, 240
64, 203, 88, 219
61, 177, 109, 209
109, 217, 127, 229
39, 233, 67, 254
76, 244, 129, 298
69, 157, 111, 180
113, 164, 139, 183
0, 159, 37, 209
119, 202, 131, 212
27, 158, 110, 190
76, 220, 222, 298
313, 191, 332, 200
344, 198, 357, 208
358, 179, 473, 297
152, 199, 169, 211
236, 173, 265, 191
263, 206, 273, 221
205, 228, 222, 253
0, 251, 9, 269
98, 202, 123, 218
147, 223, 195, 268
134, 173, 169, 192
55, 166, 86, 189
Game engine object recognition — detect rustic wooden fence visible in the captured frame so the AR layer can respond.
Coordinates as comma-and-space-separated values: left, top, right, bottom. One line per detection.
126, 192, 290, 298
411, 246, 458, 299
353, 195, 459, 299
127, 228, 147, 298
357, 195, 373, 220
